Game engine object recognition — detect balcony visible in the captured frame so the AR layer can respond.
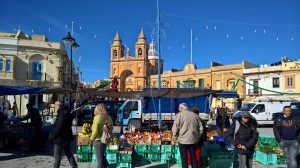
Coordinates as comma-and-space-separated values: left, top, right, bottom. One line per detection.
248, 89, 262, 96
27, 71, 55, 82
0, 71, 14, 79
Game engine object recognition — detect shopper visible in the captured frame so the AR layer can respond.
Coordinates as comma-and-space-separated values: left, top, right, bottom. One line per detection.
172, 103, 202, 168
90, 103, 113, 168
22, 103, 42, 150
191, 107, 207, 168
227, 111, 258, 168
52, 101, 77, 168
216, 108, 230, 135
273, 106, 300, 168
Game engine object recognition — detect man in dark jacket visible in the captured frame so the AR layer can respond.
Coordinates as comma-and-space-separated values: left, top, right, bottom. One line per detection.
52, 101, 77, 168
273, 106, 300, 168
227, 111, 258, 168
216, 109, 230, 135
23, 103, 42, 149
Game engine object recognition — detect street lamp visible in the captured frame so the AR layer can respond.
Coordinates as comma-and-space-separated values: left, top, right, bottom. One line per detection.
62, 32, 79, 111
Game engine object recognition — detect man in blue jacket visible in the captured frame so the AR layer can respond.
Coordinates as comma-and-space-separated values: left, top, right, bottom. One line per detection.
273, 106, 300, 168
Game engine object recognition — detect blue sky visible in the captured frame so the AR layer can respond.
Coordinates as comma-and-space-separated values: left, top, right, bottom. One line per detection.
1, 0, 300, 83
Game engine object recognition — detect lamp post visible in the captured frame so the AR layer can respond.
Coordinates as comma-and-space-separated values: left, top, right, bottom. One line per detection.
62, 32, 79, 111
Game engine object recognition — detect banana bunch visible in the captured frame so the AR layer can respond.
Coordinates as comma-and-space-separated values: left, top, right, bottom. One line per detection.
78, 123, 92, 137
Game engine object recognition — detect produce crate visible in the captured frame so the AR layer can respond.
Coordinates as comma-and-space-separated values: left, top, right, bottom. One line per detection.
200, 156, 208, 168
161, 145, 173, 153
258, 136, 278, 147
161, 152, 176, 163
134, 145, 147, 153
91, 153, 96, 162
177, 158, 182, 167
209, 158, 233, 168
147, 145, 161, 153
173, 144, 179, 154
106, 153, 118, 164
254, 149, 278, 165
77, 153, 90, 162
201, 144, 220, 157
77, 136, 92, 145
147, 153, 160, 162
77, 145, 92, 153
119, 153, 132, 162
117, 162, 132, 168
210, 151, 235, 159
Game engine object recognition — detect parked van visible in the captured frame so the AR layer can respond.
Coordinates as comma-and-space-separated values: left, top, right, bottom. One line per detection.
233, 96, 293, 125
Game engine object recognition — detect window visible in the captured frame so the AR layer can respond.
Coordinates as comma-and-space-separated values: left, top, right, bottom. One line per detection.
161, 81, 168, 88
252, 104, 265, 113
216, 80, 221, 89
199, 78, 204, 88
0, 59, 3, 70
153, 81, 156, 87
138, 67, 141, 74
138, 48, 142, 56
183, 80, 195, 88
32, 62, 43, 80
272, 77, 280, 88
113, 50, 117, 58
113, 68, 116, 75
5, 59, 11, 71
287, 77, 294, 87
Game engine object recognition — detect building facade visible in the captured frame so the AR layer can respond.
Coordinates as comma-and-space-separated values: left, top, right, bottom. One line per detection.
0, 30, 76, 114
281, 59, 300, 96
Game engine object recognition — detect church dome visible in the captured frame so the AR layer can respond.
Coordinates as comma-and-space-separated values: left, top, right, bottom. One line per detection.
148, 41, 158, 60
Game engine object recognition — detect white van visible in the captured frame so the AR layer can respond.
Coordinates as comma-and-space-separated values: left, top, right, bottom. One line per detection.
233, 96, 293, 125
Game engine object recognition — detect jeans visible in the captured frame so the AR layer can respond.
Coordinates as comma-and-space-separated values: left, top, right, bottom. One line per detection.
94, 141, 109, 168
179, 143, 198, 168
238, 154, 253, 168
53, 142, 77, 168
280, 139, 299, 168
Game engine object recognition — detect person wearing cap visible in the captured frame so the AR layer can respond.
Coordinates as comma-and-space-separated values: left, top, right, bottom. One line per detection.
273, 106, 300, 168
172, 103, 202, 168
227, 111, 258, 168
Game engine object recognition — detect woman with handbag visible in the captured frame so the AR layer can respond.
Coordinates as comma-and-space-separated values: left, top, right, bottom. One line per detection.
90, 103, 114, 168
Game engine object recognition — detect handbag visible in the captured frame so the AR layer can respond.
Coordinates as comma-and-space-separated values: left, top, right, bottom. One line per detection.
98, 116, 112, 144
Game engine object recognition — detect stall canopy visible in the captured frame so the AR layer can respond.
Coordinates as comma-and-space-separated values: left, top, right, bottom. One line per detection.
35, 87, 76, 94
212, 91, 239, 98
82, 88, 222, 98
0, 85, 45, 95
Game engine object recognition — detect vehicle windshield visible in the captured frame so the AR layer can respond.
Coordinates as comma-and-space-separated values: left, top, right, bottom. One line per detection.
240, 103, 255, 111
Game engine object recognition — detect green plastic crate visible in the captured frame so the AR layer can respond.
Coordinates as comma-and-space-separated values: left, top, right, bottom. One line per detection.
201, 144, 220, 157
210, 151, 235, 159
77, 153, 90, 162
200, 156, 208, 168
78, 145, 92, 153
161, 145, 173, 153
177, 158, 182, 167
119, 153, 132, 162
161, 152, 176, 163
117, 162, 132, 168
148, 145, 161, 153
91, 153, 96, 162
147, 153, 160, 162
209, 158, 233, 168
106, 153, 118, 164
134, 145, 147, 153
254, 149, 278, 165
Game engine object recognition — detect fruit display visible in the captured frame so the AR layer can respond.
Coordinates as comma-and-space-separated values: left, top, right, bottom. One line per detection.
119, 146, 133, 154
162, 131, 172, 142
109, 135, 118, 145
78, 123, 92, 137
273, 148, 284, 156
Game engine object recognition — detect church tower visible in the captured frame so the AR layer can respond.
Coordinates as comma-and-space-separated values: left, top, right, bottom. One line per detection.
135, 28, 148, 59
110, 31, 124, 60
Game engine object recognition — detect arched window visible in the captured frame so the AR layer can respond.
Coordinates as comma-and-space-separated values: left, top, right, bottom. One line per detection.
0, 59, 3, 70
113, 50, 117, 58
138, 48, 142, 56
6, 59, 11, 71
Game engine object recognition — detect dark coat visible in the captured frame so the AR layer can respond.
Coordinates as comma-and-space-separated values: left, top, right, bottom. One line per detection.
23, 107, 42, 127
273, 115, 300, 143
52, 109, 73, 145
226, 118, 258, 155
198, 117, 207, 146
216, 115, 230, 130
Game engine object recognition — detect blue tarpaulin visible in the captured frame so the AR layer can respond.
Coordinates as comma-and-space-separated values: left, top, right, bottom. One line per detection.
0, 85, 45, 95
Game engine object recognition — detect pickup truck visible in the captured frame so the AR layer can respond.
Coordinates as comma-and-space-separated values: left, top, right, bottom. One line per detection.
272, 102, 300, 120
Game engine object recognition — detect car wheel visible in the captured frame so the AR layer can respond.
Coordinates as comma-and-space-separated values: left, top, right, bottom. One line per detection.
72, 118, 78, 126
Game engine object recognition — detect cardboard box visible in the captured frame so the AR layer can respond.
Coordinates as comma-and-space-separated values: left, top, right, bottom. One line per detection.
77, 136, 92, 145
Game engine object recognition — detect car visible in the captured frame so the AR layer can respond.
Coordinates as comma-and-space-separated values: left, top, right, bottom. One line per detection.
71, 100, 124, 126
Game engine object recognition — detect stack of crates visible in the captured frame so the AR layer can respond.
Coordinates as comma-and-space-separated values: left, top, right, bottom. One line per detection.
209, 151, 234, 168
118, 145, 133, 168
161, 145, 176, 163
133, 145, 148, 163
106, 145, 119, 164
146, 145, 161, 162
77, 145, 92, 162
